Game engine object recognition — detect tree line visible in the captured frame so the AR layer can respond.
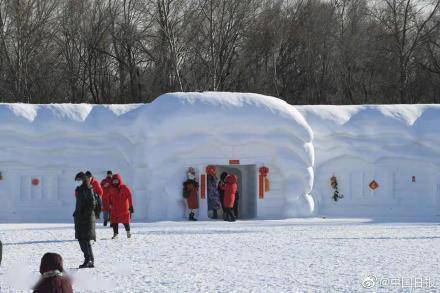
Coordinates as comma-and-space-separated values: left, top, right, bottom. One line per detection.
1, 0, 440, 105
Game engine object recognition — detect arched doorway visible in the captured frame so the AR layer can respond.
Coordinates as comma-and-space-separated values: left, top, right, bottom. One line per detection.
208, 165, 257, 219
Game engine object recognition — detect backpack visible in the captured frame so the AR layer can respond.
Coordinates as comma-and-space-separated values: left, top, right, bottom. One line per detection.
93, 192, 102, 216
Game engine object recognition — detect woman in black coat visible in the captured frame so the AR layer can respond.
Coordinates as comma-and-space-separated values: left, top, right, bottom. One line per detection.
74, 172, 97, 269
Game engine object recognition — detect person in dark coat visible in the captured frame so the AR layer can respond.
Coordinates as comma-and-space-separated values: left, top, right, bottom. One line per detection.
207, 173, 222, 219
233, 189, 240, 219
33, 252, 73, 293
73, 172, 97, 268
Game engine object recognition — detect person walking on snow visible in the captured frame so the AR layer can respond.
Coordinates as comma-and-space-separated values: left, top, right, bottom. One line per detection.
100, 170, 113, 226
109, 174, 134, 239
207, 173, 222, 219
33, 252, 73, 293
183, 168, 199, 221
223, 174, 238, 222
73, 172, 97, 268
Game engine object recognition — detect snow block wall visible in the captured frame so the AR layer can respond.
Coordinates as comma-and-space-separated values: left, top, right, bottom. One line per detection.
0, 92, 314, 221
296, 105, 440, 218
2, 95, 440, 222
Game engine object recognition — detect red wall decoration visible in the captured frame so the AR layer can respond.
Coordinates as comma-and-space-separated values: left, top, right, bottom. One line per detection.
369, 180, 379, 190
259, 175, 264, 198
32, 178, 40, 186
200, 174, 206, 199
258, 166, 270, 198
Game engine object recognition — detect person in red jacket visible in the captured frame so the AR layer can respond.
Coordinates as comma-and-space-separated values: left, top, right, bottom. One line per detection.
183, 168, 199, 221
85, 171, 103, 197
109, 174, 134, 239
100, 170, 113, 226
223, 174, 238, 222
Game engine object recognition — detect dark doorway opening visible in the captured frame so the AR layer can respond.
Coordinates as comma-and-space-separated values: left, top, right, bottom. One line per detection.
207, 165, 257, 219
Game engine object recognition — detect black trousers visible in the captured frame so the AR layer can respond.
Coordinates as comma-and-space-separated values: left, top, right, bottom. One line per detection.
224, 208, 236, 221
78, 240, 94, 262
233, 200, 239, 219
112, 223, 130, 234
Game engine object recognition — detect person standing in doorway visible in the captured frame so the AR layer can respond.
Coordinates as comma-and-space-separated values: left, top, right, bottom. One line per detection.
109, 174, 134, 239
73, 172, 96, 268
100, 171, 113, 226
183, 168, 199, 221
233, 188, 240, 219
223, 174, 238, 222
207, 170, 222, 219
218, 172, 228, 218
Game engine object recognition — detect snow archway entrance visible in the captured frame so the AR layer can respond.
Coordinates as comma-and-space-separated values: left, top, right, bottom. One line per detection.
214, 165, 258, 219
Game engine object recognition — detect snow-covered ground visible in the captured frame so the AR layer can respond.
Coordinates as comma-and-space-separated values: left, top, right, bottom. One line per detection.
1, 218, 440, 292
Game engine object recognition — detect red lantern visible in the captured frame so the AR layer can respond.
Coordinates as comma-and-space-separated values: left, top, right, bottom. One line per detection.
259, 166, 269, 177
32, 178, 40, 186
206, 165, 216, 176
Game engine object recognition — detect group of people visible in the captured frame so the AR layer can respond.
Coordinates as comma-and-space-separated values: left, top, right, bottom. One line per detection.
182, 167, 239, 222
73, 170, 134, 269
30, 167, 240, 292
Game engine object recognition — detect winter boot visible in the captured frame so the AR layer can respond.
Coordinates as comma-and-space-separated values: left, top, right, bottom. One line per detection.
189, 212, 197, 221
103, 220, 108, 227
127, 231, 132, 238
79, 259, 89, 269
79, 260, 94, 269
213, 209, 218, 219
111, 233, 118, 240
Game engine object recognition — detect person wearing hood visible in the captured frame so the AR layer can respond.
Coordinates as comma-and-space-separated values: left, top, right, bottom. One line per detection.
223, 174, 238, 222
100, 170, 113, 226
33, 252, 73, 293
73, 172, 97, 268
207, 170, 222, 219
109, 174, 134, 239
183, 168, 199, 221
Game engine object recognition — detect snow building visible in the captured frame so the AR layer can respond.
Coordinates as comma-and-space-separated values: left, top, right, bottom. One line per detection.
0, 92, 314, 221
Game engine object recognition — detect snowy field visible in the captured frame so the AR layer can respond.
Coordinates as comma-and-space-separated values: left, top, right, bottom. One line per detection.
1, 218, 440, 292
